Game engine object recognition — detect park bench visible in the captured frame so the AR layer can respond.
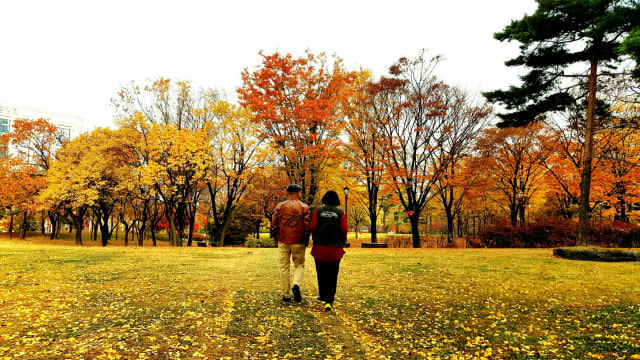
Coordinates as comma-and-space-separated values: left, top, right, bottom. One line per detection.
361, 242, 388, 248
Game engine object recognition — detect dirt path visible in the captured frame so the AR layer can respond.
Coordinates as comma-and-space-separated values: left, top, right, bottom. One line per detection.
217, 290, 373, 359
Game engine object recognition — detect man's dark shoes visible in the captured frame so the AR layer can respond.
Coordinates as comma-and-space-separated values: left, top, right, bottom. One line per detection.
292, 285, 302, 303
282, 296, 292, 303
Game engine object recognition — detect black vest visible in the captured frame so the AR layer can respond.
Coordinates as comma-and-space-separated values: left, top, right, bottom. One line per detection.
312, 206, 345, 248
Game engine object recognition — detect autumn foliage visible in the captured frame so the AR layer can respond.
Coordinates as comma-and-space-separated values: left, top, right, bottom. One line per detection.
1, 50, 639, 249
238, 51, 357, 204
1, 241, 640, 359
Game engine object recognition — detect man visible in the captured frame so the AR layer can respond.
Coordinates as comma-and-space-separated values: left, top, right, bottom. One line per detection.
271, 184, 310, 303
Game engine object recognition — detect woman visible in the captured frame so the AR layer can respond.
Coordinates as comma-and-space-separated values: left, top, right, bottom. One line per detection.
310, 190, 348, 311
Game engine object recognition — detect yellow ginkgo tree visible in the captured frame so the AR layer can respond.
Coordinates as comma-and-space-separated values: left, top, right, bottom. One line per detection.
205, 100, 269, 246
41, 127, 135, 245
41, 133, 96, 245
139, 120, 212, 246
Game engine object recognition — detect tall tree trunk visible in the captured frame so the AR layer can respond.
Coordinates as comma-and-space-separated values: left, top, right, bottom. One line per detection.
167, 213, 180, 246
218, 220, 230, 247
577, 60, 598, 245
369, 212, 378, 244
151, 228, 157, 247
40, 212, 46, 235
8, 212, 14, 240
137, 207, 148, 247
20, 210, 28, 239
187, 216, 195, 247
49, 217, 57, 240
100, 218, 110, 247
510, 203, 518, 226
73, 217, 84, 245
48, 211, 58, 240
176, 201, 186, 243
123, 224, 130, 246
254, 220, 260, 239
445, 206, 455, 245
137, 225, 146, 247
217, 196, 236, 246
368, 185, 378, 243
409, 214, 421, 248
442, 185, 456, 245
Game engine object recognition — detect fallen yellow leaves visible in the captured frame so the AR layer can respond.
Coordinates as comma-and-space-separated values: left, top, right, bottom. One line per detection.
1, 242, 639, 359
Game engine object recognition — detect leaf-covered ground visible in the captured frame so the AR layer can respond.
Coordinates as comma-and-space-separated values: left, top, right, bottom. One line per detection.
1, 239, 639, 359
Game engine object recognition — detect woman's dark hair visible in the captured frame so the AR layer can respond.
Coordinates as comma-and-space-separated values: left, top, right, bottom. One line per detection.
321, 190, 341, 206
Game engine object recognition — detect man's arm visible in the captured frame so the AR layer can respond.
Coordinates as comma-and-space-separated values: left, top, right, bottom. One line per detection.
270, 203, 281, 243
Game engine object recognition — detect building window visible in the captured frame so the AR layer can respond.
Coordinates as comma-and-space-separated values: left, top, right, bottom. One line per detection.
0, 118, 9, 135
0, 119, 8, 157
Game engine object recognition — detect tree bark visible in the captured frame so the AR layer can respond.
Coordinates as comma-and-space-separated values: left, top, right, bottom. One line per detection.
69, 212, 85, 246
48, 212, 58, 240
40, 213, 46, 235
167, 212, 180, 246
100, 220, 110, 246
368, 185, 378, 243
8, 212, 14, 240
510, 202, 518, 226
137, 225, 146, 247
123, 223, 130, 246
445, 207, 455, 244
409, 214, 421, 248
577, 59, 598, 245
187, 216, 195, 247
151, 228, 157, 247
369, 211, 378, 243
20, 210, 28, 239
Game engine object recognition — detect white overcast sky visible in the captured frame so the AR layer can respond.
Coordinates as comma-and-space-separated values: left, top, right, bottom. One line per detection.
1, 0, 537, 130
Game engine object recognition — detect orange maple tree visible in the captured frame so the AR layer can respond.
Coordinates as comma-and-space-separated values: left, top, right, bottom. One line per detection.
595, 102, 640, 220
475, 123, 552, 226
238, 50, 357, 204
0, 118, 62, 238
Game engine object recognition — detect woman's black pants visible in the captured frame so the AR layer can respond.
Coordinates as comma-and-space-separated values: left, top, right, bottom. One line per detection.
314, 258, 341, 305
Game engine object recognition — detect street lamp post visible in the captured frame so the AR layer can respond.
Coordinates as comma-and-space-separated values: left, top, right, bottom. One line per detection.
343, 187, 350, 248
517, 191, 525, 225
343, 187, 349, 220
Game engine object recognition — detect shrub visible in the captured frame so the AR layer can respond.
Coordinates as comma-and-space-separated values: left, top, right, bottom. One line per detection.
384, 235, 453, 248
589, 221, 640, 248
385, 235, 413, 248
474, 218, 577, 248
524, 217, 577, 247
245, 237, 277, 248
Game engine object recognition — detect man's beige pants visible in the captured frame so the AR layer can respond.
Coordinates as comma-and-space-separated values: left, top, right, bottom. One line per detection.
278, 242, 306, 298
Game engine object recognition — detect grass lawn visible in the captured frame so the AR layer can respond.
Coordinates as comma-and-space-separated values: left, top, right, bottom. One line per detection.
1, 234, 639, 359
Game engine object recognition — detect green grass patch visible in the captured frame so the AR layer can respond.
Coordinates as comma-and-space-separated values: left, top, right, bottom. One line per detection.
1, 237, 639, 359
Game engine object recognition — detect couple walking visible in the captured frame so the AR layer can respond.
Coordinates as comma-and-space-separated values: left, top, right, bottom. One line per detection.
271, 184, 348, 311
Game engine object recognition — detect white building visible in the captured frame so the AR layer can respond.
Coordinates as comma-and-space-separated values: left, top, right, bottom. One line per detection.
0, 103, 85, 156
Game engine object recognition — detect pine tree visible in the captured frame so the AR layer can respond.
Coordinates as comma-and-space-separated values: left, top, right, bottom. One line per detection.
484, 0, 640, 244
